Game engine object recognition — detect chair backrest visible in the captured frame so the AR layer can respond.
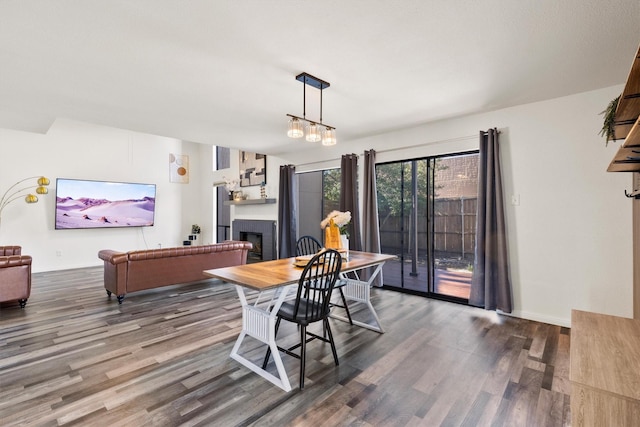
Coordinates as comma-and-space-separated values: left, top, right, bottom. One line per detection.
296, 235, 322, 256
292, 249, 342, 323
0, 246, 22, 256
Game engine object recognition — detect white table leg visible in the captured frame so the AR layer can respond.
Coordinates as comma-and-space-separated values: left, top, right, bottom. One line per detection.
330, 262, 386, 333
229, 284, 293, 392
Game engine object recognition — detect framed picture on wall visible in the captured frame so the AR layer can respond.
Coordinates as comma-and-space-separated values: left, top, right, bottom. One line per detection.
169, 153, 189, 183
239, 151, 266, 187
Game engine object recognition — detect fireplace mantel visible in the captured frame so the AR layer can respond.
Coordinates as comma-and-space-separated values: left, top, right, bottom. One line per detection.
224, 198, 276, 206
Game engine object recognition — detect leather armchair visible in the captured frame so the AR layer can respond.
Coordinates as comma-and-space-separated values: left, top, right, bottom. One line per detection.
0, 246, 32, 308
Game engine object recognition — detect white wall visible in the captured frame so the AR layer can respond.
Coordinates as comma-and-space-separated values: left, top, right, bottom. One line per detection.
1, 85, 632, 327
211, 148, 282, 232
282, 85, 633, 326
0, 119, 215, 272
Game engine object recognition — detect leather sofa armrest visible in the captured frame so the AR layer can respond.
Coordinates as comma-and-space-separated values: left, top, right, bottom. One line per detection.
98, 250, 128, 265
98, 250, 128, 299
0, 255, 32, 268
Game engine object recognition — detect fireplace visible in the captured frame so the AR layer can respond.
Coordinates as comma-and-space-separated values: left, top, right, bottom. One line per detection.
240, 231, 263, 262
233, 220, 277, 261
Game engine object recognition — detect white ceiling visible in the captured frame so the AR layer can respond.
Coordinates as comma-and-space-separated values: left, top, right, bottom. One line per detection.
1, 1, 639, 155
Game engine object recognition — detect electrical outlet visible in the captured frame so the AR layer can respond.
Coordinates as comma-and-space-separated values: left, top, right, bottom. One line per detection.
511, 194, 520, 206
56, 251, 62, 257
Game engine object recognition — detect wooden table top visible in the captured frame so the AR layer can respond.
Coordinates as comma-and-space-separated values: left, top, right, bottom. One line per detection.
203, 251, 396, 291
570, 309, 640, 400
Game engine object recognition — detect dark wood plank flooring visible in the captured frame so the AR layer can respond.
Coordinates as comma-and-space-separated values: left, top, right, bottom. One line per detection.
0, 267, 571, 426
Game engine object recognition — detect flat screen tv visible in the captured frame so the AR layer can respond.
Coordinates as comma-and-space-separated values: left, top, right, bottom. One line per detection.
55, 178, 156, 229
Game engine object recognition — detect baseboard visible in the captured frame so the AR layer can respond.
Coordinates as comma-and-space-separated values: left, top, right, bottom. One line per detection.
504, 309, 571, 328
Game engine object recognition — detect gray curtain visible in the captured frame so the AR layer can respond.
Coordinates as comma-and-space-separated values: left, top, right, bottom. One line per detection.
278, 164, 297, 259
362, 149, 382, 286
470, 128, 513, 312
340, 154, 362, 251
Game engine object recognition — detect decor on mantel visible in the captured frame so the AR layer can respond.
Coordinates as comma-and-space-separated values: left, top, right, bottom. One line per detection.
286, 72, 337, 146
0, 176, 50, 229
213, 177, 239, 200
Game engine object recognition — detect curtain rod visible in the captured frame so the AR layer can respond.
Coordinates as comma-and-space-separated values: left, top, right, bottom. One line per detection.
375, 134, 478, 154
295, 133, 478, 168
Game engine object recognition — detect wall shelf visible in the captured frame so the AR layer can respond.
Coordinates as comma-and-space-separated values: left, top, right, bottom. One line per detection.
224, 198, 276, 206
604, 43, 640, 319
608, 45, 640, 172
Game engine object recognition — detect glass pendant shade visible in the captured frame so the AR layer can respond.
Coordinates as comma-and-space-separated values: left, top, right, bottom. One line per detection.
36, 186, 48, 194
322, 128, 337, 146
24, 194, 38, 203
305, 123, 322, 142
287, 118, 304, 138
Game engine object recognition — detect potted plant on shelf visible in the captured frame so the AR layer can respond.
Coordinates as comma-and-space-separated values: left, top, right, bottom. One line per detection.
599, 94, 621, 145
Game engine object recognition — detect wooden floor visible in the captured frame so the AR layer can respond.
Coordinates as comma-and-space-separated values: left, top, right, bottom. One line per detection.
0, 267, 571, 426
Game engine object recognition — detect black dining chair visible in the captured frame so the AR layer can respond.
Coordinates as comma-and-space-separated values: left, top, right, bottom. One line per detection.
296, 235, 322, 257
262, 249, 342, 389
296, 235, 353, 325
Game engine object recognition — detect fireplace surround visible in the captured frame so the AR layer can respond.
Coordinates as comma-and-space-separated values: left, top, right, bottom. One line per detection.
232, 219, 277, 261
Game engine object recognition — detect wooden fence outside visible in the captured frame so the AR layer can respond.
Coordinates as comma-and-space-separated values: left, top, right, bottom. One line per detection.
379, 197, 477, 259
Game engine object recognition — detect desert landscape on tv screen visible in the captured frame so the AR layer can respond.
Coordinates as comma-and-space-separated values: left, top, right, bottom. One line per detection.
55, 180, 155, 229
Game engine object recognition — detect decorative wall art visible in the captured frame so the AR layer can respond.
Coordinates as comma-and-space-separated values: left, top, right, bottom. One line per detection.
239, 151, 266, 187
169, 153, 189, 183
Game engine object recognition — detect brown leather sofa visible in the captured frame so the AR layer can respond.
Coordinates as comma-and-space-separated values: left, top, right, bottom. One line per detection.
0, 245, 32, 308
98, 240, 252, 303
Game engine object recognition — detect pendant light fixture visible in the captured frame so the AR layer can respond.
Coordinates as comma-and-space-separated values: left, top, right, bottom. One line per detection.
286, 72, 336, 146
305, 122, 321, 142
322, 128, 336, 146
287, 117, 303, 138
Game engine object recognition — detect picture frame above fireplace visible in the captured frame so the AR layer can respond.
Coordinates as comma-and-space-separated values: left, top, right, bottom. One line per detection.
239, 151, 266, 187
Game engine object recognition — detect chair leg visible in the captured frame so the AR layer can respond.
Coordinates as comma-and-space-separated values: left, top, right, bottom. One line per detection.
262, 317, 282, 369
338, 287, 353, 325
324, 318, 339, 366
299, 325, 306, 389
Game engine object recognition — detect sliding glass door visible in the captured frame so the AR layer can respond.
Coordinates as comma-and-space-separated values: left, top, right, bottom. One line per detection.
376, 152, 478, 302
377, 160, 428, 291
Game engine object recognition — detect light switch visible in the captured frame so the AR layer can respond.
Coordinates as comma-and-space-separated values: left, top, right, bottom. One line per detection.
511, 194, 520, 206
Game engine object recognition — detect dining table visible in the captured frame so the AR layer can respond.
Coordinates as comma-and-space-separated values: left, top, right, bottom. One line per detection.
203, 250, 395, 392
